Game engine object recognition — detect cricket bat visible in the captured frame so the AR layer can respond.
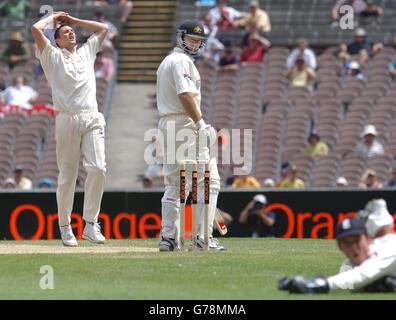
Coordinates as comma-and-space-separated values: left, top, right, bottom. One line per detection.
215, 209, 228, 235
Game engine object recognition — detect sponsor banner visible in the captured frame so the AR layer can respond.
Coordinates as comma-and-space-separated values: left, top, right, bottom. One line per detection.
0, 190, 395, 240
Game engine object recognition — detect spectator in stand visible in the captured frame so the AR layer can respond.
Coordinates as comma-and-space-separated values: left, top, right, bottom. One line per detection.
82, 11, 118, 50
386, 168, 396, 188
287, 38, 317, 70
286, 55, 316, 89
389, 59, 396, 80
342, 60, 365, 82
240, 33, 270, 65
58, 0, 81, 6
201, 13, 224, 65
0, 0, 31, 20
94, 10, 118, 49
225, 175, 234, 187
239, 194, 275, 237
278, 165, 305, 188
201, 12, 218, 39
231, 167, 261, 188
235, 0, 271, 47
208, 0, 241, 33
224, 165, 236, 187
9, 166, 32, 190
304, 132, 329, 157
219, 45, 239, 71
88, 0, 133, 23
347, 28, 383, 64
114, 0, 133, 23
355, 125, 385, 158
1, 31, 31, 70
359, 0, 383, 26
337, 42, 351, 68
201, 31, 224, 65
94, 51, 114, 81
331, 0, 367, 28
263, 178, 275, 187
37, 178, 56, 188
0, 76, 38, 109
336, 176, 349, 187
2, 177, 16, 189
358, 169, 383, 189
276, 162, 292, 187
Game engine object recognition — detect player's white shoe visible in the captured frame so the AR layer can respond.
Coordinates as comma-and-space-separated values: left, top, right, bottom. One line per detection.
82, 222, 106, 244
196, 236, 226, 251
159, 237, 176, 251
60, 225, 78, 247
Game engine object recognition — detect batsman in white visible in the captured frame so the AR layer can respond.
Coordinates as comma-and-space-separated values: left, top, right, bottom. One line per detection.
156, 20, 224, 251
31, 12, 108, 246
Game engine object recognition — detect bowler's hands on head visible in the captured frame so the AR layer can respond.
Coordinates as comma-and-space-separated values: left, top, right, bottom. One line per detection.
278, 275, 329, 294
54, 12, 76, 25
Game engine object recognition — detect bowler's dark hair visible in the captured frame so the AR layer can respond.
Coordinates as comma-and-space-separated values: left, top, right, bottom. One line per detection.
54, 24, 70, 47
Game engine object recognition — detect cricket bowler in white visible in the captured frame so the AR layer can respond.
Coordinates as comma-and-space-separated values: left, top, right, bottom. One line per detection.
32, 12, 108, 246
156, 20, 224, 251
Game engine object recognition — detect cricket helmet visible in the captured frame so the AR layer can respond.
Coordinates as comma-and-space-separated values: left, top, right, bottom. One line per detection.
176, 20, 207, 57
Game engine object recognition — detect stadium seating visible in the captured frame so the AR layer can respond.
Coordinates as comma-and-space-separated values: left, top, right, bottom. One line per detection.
177, 0, 396, 47
198, 39, 396, 187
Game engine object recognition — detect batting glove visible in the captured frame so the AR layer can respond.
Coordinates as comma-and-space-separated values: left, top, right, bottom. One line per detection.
278, 275, 330, 294
196, 119, 217, 146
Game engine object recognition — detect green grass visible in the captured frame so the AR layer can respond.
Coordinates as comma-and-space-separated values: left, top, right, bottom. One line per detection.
0, 238, 395, 299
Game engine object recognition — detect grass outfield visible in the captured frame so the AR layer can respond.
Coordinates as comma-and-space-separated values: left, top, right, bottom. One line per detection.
0, 238, 394, 300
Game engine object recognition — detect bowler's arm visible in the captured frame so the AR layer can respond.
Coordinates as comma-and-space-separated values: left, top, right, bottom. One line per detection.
327, 254, 396, 291
31, 12, 66, 53
67, 17, 108, 47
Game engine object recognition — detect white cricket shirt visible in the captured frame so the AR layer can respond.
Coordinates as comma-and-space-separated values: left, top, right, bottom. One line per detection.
36, 35, 100, 112
156, 47, 201, 117
329, 235, 396, 291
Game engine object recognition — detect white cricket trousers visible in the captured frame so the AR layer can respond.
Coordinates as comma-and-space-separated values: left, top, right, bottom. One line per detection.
56, 110, 106, 227
158, 114, 221, 241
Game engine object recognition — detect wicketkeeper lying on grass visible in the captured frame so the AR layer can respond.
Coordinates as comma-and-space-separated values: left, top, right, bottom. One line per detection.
278, 216, 396, 294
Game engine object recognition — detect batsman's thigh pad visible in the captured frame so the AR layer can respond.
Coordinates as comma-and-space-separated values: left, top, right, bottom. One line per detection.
161, 186, 181, 207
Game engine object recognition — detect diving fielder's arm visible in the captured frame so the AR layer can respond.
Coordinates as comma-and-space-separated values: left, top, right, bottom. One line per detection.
178, 92, 202, 124
327, 253, 396, 291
